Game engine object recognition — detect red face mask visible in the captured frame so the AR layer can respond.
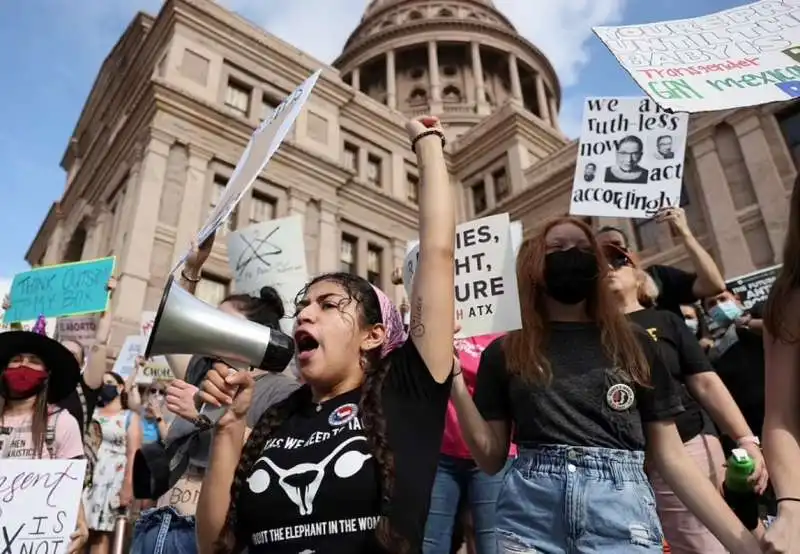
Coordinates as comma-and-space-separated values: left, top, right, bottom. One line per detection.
2, 366, 47, 399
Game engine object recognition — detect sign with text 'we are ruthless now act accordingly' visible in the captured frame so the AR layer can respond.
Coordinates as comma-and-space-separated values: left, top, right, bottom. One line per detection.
173, 70, 322, 272
594, 0, 800, 112
3, 257, 115, 324
570, 97, 688, 219
403, 214, 521, 339
0, 459, 86, 554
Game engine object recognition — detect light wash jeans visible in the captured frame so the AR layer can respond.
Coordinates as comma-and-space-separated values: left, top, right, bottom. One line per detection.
130, 506, 197, 554
496, 445, 664, 553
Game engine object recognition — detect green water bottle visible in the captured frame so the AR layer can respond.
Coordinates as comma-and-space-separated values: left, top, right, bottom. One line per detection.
724, 448, 758, 529
725, 448, 755, 492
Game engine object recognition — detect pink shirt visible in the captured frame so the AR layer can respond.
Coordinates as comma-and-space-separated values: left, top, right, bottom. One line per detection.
442, 333, 517, 459
0, 408, 84, 459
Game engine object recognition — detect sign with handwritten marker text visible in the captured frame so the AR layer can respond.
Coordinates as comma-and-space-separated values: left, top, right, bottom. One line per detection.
403, 214, 521, 338
593, 1, 800, 113
173, 70, 322, 272
227, 215, 309, 333
0, 459, 86, 554
570, 97, 688, 219
3, 257, 115, 324
56, 315, 98, 346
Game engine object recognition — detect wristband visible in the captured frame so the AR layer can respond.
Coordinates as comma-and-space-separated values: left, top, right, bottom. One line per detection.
777, 497, 800, 504
736, 435, 761, 447
411, 129, 446, 153
181, 269, 201, 283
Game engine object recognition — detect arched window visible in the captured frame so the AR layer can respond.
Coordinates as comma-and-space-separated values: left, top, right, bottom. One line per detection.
437, 8, 454, 17
409, 88, 428, 105
408, 10, 423, 20
443, 85, 462, 102
409, 67, 425, 80
442, 65, 458, 77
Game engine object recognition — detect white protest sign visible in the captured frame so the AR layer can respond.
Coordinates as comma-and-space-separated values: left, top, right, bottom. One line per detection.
112, 335, 172, 383
569, 97, 688, 219
140, 311, 156, 343
136, 358, 173, 385
402, 214, 521, 338
593, 1, 800, 113
172, 69, 322, 271
227, 215, 309, 333
510, 220, 523, 255
56, 315, 98, 346
0, 459, 86, 554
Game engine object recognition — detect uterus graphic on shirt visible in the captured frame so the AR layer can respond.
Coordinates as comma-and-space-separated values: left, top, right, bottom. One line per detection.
246, 420, 373, 517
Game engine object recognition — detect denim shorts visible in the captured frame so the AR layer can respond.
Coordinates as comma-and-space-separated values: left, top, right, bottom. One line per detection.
131, 506, 197, 554
496, 445, 663, 554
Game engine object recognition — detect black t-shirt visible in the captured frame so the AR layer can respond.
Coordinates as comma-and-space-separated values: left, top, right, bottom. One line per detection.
475, 322, 684, 451
58, 376, 100, 437
647, 264, 698, 316
711, 301, 766, 437
627, 309, 715, 442
237, 339, 451, 553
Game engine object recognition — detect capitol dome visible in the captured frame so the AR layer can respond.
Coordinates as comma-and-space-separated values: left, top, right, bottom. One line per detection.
333, 0, 561, 136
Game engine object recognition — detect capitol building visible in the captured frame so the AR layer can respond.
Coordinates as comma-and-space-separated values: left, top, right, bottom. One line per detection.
25, 0, 795, 347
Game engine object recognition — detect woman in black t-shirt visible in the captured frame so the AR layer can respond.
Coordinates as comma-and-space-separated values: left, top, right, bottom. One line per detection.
604, 243, 768, 552
194, 116, 456, 554
451, 216, 760, 554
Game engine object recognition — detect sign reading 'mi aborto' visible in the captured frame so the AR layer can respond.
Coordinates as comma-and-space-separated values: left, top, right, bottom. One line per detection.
570, 97, 688, 219
3, 257, 115, 324
593, 0, 800, 113
403, 213, 521, 339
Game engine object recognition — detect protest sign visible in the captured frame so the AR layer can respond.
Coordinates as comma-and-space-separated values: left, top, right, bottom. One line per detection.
593, 0, 800, 113
226, 215, 308, 327
112, 335, 173, 383
56, 315, 98, 346
137, 359, 173, 384
570, 97, 689, 219
510, 220, 523, 255
0, 459, 86, 554
173, 70, 322, 272
3, 257, 115, 324
727, 264, 781, 310
403, 214, 521, 338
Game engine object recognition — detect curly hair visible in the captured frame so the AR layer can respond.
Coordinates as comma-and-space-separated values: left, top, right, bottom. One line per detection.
765, 174, 800, 342
214, 272, 404, 553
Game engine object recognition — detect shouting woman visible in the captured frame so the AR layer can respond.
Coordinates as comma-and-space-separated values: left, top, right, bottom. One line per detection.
195, 115, 456, 554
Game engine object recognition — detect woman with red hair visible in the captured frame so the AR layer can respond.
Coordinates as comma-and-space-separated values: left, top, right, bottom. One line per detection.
451, 216, 760, 553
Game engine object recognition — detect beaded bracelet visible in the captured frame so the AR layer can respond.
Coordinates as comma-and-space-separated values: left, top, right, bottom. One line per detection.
411, 128, 446, 153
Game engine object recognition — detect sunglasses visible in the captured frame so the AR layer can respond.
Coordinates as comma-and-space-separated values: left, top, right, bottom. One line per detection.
148, 388, 164, 395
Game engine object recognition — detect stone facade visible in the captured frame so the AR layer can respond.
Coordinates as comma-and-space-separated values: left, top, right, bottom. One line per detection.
25, 0, 797, 354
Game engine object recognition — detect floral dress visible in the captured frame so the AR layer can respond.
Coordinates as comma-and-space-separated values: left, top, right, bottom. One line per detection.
84, 410, 130, 532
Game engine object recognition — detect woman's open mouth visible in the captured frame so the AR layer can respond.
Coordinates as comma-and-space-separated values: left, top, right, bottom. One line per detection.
295, 330, 319, 362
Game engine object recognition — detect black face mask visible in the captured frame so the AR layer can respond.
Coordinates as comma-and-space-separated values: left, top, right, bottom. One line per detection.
544, 248, 599, 305
97, 384, 120, 407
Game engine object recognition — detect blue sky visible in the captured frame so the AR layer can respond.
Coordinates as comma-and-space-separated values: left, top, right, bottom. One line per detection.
0, 0, 751, 277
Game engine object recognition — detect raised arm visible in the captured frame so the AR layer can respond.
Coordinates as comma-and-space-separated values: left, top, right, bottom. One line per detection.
407, 116, 455, 383
84, 277, 117, 389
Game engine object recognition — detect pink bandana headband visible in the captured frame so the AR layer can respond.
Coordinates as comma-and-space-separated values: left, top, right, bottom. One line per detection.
371, 285, 408, 359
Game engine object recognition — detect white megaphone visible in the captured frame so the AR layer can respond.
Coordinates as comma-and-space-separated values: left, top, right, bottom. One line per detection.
145, 274, 295, 426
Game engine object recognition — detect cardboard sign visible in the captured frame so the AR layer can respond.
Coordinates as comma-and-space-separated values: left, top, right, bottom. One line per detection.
403, 214, 521, 338
173, 70, 322, 271
594, 1, 800, 112
0, 459, 87, 554
227, 215, 309, 332
56, 315, 98, 346
3, 257, 115, 324
569, 97, 689, 219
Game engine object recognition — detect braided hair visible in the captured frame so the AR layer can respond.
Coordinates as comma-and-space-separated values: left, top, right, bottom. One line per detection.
214, 273, 404, 553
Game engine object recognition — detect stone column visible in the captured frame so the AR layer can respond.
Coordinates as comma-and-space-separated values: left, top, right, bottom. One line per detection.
506, 144, 530, 194
535, 74, 550, 124
356, 236, 369, 278
549, 96, 560, 131
690, 137, 754, 277
509, 54, 523, 101
114, 151, 143, 257
428, 41, 441, 106
733, 114, 790, 261
115, 134, 170, 324
386, 50, 397, 110
351, 68, 361, 92
317, 202, 340, 273
43, 206, 66, 265
484, 173, 496, 211
288, 189, 311, 271
391, 238, 408, 305
171, 145, 212, 266
80, 209, 106, 260
471, 42, 487, 113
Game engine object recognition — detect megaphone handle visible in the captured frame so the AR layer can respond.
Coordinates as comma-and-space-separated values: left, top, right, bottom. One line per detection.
195, 365, 241, 428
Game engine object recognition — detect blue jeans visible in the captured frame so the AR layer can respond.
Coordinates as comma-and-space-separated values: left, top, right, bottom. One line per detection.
497, 445, 663, 554
422, 454, 510, 554
131, 507, 197, 554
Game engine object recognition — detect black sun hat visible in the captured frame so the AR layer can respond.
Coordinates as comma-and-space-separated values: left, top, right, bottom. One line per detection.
0, 330, 81, 403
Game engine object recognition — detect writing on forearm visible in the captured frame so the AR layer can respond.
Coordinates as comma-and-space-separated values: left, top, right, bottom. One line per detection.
410, 300, 425, 338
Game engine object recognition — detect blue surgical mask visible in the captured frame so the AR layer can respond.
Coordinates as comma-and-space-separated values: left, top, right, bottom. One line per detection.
709, 301, 743, 327
685, 319, 699, 334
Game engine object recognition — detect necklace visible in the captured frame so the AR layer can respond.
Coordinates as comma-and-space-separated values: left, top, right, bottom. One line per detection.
315, 403, 322, 412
